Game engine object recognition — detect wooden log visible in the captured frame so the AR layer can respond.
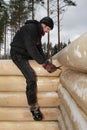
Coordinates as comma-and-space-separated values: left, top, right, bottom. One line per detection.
57, 109, 67, 130
60, 69, 87, 115
0, 107, 59, 121
0, 92, 59, 107
37, 77, 59, 92
59, 104, 74, 130
0, 76, 59, 92
53, 33, 87, 73
58, 85, 87, 130
0, 121, 60, 130
0, 60, 61, 76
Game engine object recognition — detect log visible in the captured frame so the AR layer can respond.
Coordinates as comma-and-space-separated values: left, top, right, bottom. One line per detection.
58, 85, 87, 130
53, 33, 87, 73
60, 69, 87, 115
0, 76, 59, 92
0, 92, 59, 107
0, 60, 61, 76
59, 104, 74, 130
0, 107, 59, 121
57, 109, 66, 130
0, 121, 60, 130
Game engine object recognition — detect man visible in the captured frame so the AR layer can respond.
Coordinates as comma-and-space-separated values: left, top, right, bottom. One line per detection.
10, 16, 57, 121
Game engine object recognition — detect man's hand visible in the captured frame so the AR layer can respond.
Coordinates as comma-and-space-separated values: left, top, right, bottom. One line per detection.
42, 60, 57, 73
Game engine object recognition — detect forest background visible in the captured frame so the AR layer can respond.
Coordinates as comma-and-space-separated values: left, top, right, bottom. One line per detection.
0, 0, 77, 59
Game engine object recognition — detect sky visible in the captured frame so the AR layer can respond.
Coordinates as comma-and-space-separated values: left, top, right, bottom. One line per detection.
35, 0, 87, 45
61, 0, 87, 43
5, 0, 87, 49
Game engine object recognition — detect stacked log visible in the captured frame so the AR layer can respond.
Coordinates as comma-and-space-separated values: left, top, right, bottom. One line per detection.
53, 33, 87, 130
0, 59, 61, 130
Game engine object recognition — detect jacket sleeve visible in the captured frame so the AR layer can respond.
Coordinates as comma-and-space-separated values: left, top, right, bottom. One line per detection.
20, 25, 46, 64
37, 44, 45, 57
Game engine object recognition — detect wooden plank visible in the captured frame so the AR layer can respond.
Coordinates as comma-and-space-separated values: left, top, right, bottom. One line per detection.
0, 60, 61, 76
0, 92, 59, 107
0, 76, 59, 92
0, 121, 60, 130
0, 107, 59, 121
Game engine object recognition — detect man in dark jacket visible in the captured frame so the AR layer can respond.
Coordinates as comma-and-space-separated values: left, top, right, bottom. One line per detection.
10, 16, 57, 121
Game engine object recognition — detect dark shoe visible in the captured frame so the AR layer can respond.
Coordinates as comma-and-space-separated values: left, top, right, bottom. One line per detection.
31, 108, 43, 121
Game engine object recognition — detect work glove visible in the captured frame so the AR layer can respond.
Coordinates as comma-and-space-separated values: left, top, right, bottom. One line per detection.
42, 60, 57, 73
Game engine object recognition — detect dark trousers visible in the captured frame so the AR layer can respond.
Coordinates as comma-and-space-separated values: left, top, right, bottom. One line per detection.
10, 49, 37, 106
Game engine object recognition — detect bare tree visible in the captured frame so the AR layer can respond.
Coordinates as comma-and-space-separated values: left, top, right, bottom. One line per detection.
32, 0, 34, 20
49, 0, 76, 50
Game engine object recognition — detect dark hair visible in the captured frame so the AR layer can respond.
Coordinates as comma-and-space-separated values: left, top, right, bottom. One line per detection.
40, 16, 54, 29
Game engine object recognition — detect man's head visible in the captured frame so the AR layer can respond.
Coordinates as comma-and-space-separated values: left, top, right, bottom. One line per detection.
40, 16, 54, 33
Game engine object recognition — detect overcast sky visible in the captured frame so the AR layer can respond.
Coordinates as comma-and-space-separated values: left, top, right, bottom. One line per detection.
61, 0, 87, 43
6, 0, 87, 47
35, 0, 87, 44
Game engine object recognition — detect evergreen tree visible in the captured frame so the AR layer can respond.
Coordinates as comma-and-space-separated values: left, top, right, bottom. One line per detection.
9, 0, 32, 32
0, 0, 8, 43
48, 0, 76, 50
52, 44, 58, 55
0, 0, 8, 57
68, 39, 71, 44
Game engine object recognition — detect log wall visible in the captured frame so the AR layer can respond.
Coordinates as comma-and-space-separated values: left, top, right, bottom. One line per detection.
0, 33, 87, 130
53, 33, 87, 130
0, 59, 61, 130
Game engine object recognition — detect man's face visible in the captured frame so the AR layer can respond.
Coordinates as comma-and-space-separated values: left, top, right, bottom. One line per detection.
41, 23, 51, 34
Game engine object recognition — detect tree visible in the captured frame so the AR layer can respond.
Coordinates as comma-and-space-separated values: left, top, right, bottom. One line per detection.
49, 0, 76, 50
9, 0, 32, 31
0, 0, 46, 59
52, 44, 58, 55
31, 0, 45, 20
42, 42, 48, 58
9, 0, 42, 38
38, 0, 76, 57
0, 0, 6, 43
0, 0, 8, 57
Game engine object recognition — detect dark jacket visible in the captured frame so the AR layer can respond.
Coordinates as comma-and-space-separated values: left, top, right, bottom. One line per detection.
10, 20, 46, 64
